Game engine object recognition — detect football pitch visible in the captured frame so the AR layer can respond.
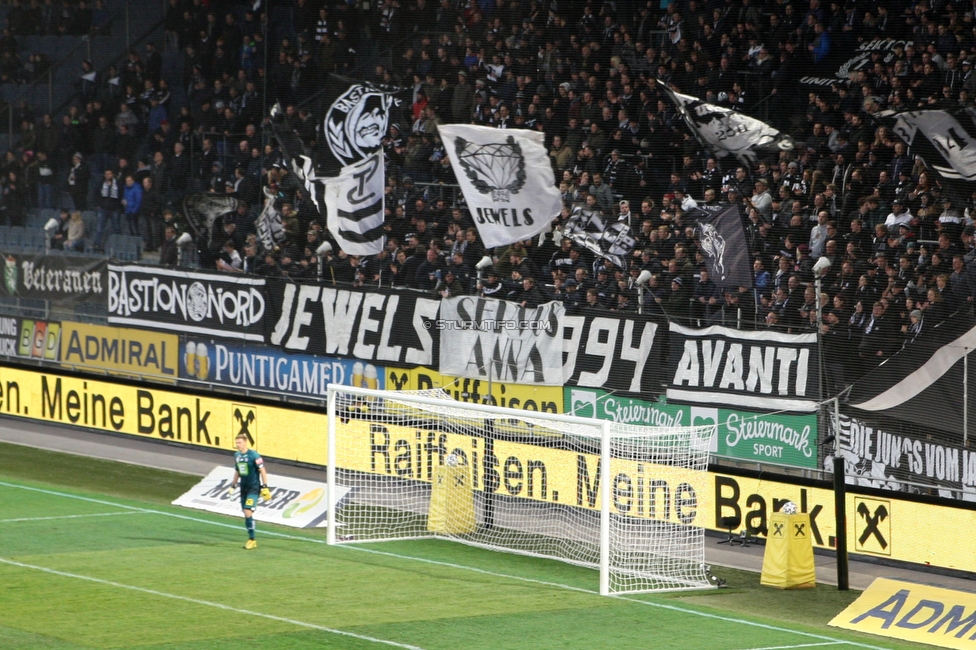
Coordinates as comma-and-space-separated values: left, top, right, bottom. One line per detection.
0, 441, 925, 650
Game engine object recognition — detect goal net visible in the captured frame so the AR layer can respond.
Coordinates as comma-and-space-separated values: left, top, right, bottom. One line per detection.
326, 386, 715, 595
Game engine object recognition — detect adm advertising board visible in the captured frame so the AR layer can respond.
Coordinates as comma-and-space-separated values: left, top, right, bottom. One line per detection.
60, 322, 179, 381
564, 387, 818, 469
831, 578, 976, 649
2, 363, 974, 574
180, 338, 385, 399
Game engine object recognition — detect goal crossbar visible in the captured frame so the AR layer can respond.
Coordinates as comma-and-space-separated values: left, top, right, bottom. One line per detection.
326, 385, 715, 596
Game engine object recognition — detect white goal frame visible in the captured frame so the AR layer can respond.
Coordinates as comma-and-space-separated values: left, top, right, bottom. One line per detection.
326, 385, 714, 596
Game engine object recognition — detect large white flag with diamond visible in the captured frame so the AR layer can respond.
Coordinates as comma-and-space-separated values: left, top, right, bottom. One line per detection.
438, 124, 562, 248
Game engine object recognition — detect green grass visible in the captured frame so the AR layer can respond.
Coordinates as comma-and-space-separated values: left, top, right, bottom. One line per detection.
0, 441, 933, 650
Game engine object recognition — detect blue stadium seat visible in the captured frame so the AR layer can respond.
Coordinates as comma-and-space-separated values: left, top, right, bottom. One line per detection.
8, 227, 24, 249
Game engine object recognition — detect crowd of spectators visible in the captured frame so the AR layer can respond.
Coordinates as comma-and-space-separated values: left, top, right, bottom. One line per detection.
5, 0, 976, 385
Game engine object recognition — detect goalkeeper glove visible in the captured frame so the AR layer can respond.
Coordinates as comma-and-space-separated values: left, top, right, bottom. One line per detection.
226, 484, 236, 496
260, 486, 272, 502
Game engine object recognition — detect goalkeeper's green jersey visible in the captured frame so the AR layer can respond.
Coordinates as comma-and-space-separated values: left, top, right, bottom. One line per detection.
234, 449, 264, 493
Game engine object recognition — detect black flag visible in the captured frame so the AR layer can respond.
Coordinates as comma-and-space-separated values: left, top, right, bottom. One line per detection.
657, 80, 794, 165
561, 206, 636, 269
848, 313, 976, 437
877, 108, 976, 206
688, 204, 753, 289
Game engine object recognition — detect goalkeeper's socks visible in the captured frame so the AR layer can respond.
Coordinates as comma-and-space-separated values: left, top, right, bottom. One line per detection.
245, 516, 256, 540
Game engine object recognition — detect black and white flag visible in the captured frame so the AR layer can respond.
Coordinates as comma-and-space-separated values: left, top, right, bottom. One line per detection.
270, 76, 400, 255
182, 193, 240, 244
688, 204, 753, 289
254, 188, 286, 251
561, 206, 636, 269
880, 108, 976, 206
438, 124, 562, 248
849, 314, 976, 436
657, 80, 795, 165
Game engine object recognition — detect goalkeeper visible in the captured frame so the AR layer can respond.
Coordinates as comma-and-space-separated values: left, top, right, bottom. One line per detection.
228, 433, 271, 549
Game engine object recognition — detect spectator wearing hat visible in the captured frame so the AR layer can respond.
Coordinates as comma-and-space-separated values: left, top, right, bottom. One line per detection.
884, 198, 913, 230
477, 267, 504, 298
661, 276, 690, 324
434, 268, 465, 299
563, 279, 583, 308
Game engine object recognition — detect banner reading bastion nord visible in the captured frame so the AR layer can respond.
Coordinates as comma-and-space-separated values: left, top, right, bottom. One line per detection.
564, 387, 817, 469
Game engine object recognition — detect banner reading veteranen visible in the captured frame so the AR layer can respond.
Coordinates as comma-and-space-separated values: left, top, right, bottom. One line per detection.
437, 296, 564, 385
107, 265, 267, 341
0, 253, 106, 305
181, 338, 385, 400
667, 323, 818, 411
267, 280, 439, 367
438, 124, 561, 248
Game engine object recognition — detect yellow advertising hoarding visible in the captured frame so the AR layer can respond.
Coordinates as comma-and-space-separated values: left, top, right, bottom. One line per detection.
59, 322, 180, 381
2, 363, 974, 573
831, 578, 976, 648
385, 366, 562, 414
0, 364, 323, 465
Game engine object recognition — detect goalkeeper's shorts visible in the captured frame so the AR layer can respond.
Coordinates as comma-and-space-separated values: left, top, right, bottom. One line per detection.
241, 492, 260, 510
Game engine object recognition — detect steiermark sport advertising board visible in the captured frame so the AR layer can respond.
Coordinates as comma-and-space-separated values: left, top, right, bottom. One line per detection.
564, 387, 817, 469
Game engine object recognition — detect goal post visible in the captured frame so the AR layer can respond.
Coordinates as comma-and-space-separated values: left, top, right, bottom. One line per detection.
326, 385, 715, 596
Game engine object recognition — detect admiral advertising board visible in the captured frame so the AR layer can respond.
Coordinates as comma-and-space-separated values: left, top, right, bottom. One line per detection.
60, 322, 178, 380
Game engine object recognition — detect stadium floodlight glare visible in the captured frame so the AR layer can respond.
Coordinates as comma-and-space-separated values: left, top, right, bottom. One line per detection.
176, 232, 193, 246
316, 241, 333, 256
326, 385, 716, 596
475, 256, 494, 270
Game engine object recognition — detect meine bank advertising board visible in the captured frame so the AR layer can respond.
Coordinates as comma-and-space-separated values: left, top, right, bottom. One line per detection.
0, 363, 971, 575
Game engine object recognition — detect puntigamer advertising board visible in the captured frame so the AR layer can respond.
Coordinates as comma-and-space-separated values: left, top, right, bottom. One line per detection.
564, 387, 817, 469
0, 363, 971, 574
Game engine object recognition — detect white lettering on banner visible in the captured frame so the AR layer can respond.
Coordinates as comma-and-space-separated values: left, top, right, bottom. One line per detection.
439, 297, 563, 385
602, 397, 685, 427
213, 344, 346, 395
673, 340, 810, 396
108, 271, 265, 327
269, 284, 437, 366
724, 413, 813, 459
561, 315, 658, 393
22, 261, 103, 295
